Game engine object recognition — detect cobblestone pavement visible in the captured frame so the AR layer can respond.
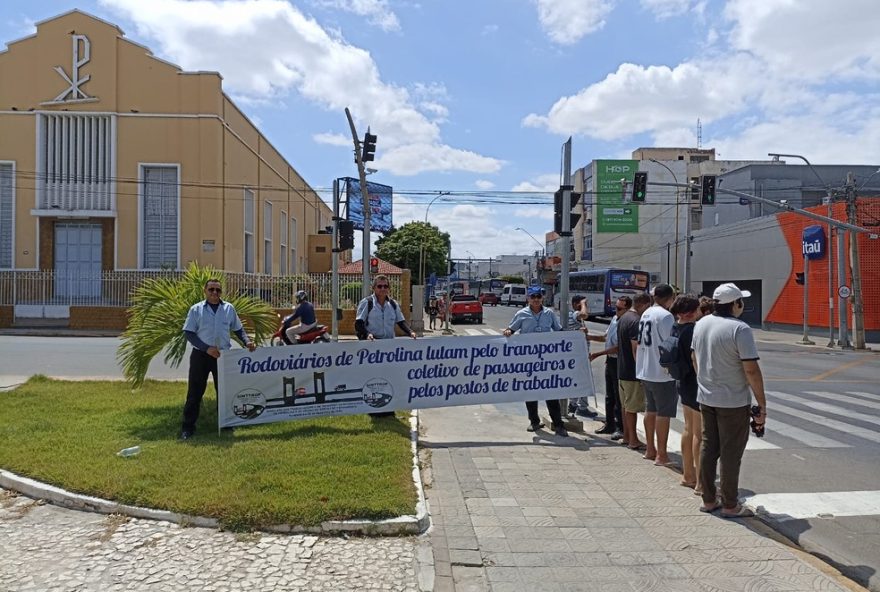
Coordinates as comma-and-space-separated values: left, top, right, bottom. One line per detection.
1, 489, 421, 592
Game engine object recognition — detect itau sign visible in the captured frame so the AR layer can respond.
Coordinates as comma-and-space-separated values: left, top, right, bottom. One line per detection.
802, 225, 826, 260
218, 333, 593, 428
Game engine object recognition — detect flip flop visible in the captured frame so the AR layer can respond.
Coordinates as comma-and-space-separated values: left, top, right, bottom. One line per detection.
655, 460, 677, 468
699, 501, 722, 513
680, 481, 697, 488
721, 505, 755, 519
628, 443, 647, 451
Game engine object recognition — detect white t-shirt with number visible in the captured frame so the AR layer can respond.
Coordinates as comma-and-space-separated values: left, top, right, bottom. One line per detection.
635, 305, 675, 382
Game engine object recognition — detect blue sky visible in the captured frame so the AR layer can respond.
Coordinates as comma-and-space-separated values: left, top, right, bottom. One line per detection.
3, 0, 879, 259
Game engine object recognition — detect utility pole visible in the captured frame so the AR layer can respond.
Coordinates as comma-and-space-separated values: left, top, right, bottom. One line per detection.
847, 172, 866, 349
560, 138, 573, 326
344, 108, 373, 298
331, 178, 340, 341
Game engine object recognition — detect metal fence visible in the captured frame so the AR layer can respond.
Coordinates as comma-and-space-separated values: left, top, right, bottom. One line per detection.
0, 270, 404, 310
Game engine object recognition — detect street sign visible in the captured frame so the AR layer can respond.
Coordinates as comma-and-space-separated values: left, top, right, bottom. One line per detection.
838, 285, 852, 299
802, 225, 826, 260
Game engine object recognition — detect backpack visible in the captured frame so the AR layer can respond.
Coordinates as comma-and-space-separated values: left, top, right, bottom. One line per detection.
364, 296, 397, 328
658, 323, 691, 380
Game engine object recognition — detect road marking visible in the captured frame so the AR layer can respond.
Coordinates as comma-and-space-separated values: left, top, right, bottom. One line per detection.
766, 394, 880, 445
771, 391, 880, 428
846, 391, 880, 403
803, 390, 880, 411
463, 328, 500, 336
635, 413, 779, 451
743, 490, 880, 520
809, 357, 871, 382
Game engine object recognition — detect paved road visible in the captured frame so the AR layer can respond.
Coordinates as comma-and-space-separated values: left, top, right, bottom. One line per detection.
447, 304, 880, 591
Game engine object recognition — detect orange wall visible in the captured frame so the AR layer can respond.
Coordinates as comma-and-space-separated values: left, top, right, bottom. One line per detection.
766, 201, 879, 330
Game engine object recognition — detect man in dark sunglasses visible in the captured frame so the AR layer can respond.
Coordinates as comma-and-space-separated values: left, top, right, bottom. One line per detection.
503, 285, 567, 437
180, 279, 256, 440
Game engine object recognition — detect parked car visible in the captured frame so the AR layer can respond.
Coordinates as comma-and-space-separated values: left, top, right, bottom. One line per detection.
478, 292, 499, 306
449, 294, 483, 324
501, 284, 528, 306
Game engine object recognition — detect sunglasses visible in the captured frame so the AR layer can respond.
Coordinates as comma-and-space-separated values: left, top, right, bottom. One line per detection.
207, 287, 222, 293
375, 284, 390, 289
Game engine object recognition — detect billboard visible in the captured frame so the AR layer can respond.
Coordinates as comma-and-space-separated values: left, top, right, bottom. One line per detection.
595, 160, 639, 233
345, 177, 393, 233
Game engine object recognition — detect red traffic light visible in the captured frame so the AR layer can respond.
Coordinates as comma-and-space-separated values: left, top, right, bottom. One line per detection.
369, 257, 379, 273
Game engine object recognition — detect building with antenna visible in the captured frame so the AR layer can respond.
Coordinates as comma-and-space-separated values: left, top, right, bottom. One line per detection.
0, 10, 332, 289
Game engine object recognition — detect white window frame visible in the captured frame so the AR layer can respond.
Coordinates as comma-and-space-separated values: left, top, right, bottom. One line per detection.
0, 161, 15, 269
263, 201, 273, 275
244, 188, 255, 274
280, 211, 287, 275
137, 163, 181, 270
290, 216, 297, 274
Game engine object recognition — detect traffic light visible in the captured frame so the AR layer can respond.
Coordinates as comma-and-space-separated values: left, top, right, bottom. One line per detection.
361, 132, 377, 162
700, 175, 717, 205
632, 172, 648, 202
553, 186, 581, 234
338, 220, 354, 251
369, 257, 379, 274
795, 272, 805, 285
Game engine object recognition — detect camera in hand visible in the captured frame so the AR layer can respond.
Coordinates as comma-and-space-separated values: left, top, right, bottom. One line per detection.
750, 405, 765, 438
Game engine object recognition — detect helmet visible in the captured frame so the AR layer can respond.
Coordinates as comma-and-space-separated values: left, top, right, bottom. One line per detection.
295, 290, 308, 303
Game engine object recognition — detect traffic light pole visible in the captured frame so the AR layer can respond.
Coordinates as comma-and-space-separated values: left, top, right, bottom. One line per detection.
559, 138, 572, 327
331, 178, 340, 341
344, 108, 372, 298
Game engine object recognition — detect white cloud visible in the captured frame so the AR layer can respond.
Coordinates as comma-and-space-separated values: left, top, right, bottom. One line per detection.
511, 174, 560, 192
100, 0, 500, 176
522, 55, 764, 140
481, 24, 499, 36
313, 0, 400, 31
724, 0, 880, 81
533, 0, 614, 45
514, 206, 553, 220
313, 132, 351, 146
640, 0, 691, 19
475, 179, 495, 190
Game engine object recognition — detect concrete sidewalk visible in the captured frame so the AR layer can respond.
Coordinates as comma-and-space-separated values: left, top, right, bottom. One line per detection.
418, 403, 862, 592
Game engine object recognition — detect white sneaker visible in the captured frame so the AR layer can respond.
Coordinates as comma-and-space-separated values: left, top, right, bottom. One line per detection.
611, 430, 624, 441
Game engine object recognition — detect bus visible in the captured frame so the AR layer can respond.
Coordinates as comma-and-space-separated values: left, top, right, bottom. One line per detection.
476, 278, 505, 298
569, 268, 651, 318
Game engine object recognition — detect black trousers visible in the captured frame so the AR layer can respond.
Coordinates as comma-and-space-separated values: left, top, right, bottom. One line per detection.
526, 399, 563, 426
605, 358, 622, 430
183, 349, 218, 432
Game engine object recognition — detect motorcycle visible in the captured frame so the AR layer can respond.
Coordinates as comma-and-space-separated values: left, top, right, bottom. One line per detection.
272, 314, 330, 346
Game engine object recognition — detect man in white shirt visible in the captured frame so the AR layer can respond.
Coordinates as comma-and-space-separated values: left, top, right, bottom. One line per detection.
635, 283, 677, 466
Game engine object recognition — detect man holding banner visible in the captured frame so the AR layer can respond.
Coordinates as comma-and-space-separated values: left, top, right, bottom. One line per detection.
503, 285, 567, 437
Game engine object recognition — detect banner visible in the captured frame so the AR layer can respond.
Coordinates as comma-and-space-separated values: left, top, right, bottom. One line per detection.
218, 333, 593, 428
345, 177, 393, 233
596, 159, 639, 233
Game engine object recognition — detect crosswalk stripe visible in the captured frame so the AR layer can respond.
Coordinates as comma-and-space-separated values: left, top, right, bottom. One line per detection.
766, 394, 880, 445
634, 413, 779, 451
772, 391, 880, 429
805, 390, 880, 412
753, 397, 849, 448
845, 391, 880, 404
743, 490, 880, 520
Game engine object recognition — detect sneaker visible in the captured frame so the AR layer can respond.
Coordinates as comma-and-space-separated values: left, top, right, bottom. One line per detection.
575, 408, 599, 418
178, 429, 194, 441
610, 431, 624, 441
567, 403, 578, 415
595, 424, 615, 435
527, 422, 545, 432
551, 423, 569, 437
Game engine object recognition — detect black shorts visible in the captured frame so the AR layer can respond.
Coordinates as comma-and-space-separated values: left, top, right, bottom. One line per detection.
678, 382, 699, 411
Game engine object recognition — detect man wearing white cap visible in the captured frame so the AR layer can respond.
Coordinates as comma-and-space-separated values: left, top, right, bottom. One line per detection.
691, 283, 767, 518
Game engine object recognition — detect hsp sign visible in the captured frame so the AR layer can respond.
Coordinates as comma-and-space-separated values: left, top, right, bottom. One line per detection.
802, 225, 826, 260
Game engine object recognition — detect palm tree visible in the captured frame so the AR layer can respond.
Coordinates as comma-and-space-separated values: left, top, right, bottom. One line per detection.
118, 262, 278, 388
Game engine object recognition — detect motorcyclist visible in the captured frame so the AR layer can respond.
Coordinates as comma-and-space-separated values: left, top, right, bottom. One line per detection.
283, 290, 318, 344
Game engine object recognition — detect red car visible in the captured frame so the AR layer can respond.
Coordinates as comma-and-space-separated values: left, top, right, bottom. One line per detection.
449, 294, 483, 324
478, 292, 499, 306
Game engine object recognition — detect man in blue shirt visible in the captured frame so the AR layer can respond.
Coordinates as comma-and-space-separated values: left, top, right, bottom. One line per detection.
355, 275, 416, 341
503, 285, 567, 437
283, 290, 317, 343
180, 279, 255, 440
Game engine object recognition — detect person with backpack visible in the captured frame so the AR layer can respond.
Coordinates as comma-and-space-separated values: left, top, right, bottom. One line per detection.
665, 294, 704, 492
355, 275, 417, 341
355, 275, 416, 418
635, 283, 677, 466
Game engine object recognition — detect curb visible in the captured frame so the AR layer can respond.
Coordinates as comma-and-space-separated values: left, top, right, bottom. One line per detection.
0, 411, 432, 537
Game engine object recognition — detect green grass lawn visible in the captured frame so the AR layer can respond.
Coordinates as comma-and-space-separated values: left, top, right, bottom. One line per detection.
0, 376, 416, 530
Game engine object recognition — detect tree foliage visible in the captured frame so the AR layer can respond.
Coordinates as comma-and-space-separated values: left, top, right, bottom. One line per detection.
375, 221, 450, 282
117, 262, 278, 389
498, 275, 525, 284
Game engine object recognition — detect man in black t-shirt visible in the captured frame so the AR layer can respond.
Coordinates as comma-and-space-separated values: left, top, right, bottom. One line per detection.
616, 292, 651, 449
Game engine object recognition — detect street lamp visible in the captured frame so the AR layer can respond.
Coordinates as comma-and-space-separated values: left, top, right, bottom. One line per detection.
649, 159, 686, 289
768, 153, 838, 348
420, 192, 449, 285
515, 227, 545, 285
